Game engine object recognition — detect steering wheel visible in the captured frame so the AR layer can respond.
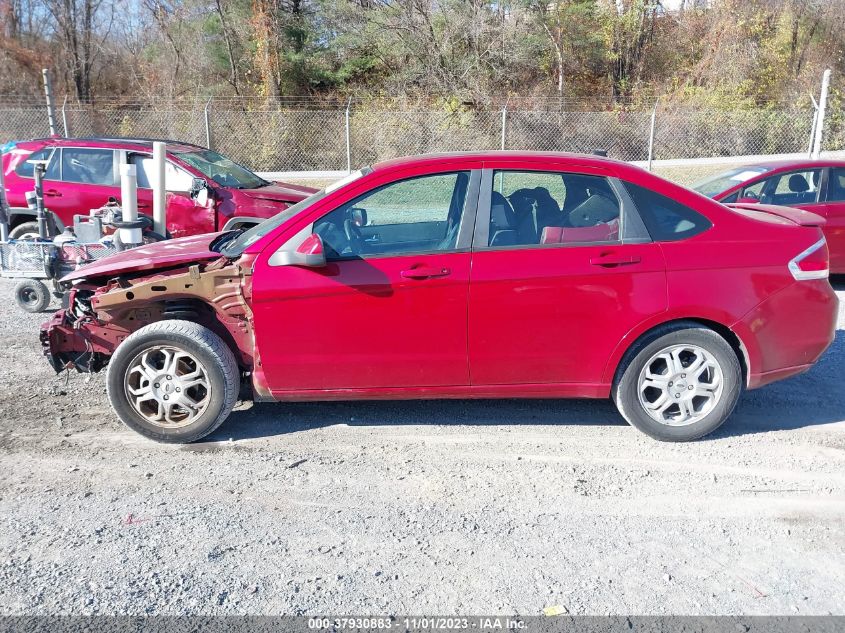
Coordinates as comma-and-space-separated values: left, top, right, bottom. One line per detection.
343, 219, 367, 254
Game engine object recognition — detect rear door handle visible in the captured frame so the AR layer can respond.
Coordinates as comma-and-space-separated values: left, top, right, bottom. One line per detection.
589, 254, 641, 267
45, 189, 62, 197
400, 266, 451, 279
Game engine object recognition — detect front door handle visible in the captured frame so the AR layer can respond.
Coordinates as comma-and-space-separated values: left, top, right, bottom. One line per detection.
45, 189, 62, 197
590, 254, 641, 267
400, 266, 451, 280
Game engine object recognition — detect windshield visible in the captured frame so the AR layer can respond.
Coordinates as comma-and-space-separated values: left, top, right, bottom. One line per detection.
218, 168, 371, 257
692, 166, 771, 198
176, 149, 269, 189
219, 190, 328, 257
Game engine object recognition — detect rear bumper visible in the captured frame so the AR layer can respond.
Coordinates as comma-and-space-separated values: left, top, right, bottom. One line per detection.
736, 279, 838, 389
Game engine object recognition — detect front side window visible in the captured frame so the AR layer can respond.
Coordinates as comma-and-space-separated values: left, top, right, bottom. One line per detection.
314, 172, 470, 259
15, 147, 59, 179
61, 148, 115, 186
487, 170, 621, 247
826, 168, 845, 202
750, 169, 822, 205
129, 154, 194, 191
624, 182, 711, 241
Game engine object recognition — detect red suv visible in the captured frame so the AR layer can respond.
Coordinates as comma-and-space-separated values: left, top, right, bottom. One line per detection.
42, 152, 837, 444
1, 137, 316, 239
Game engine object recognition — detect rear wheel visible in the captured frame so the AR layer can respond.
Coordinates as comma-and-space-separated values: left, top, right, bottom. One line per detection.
614, 323, 742, 441
14, 279, 51, 312
106, 320, 240, 443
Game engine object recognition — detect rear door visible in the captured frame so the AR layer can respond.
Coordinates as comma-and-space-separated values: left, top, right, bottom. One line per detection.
467, 164, 667, 388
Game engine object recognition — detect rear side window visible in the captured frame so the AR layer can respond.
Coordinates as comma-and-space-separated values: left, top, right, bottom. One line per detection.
624, 182, 711, 241
61, 148, 115, 186
826, 168, 845, 202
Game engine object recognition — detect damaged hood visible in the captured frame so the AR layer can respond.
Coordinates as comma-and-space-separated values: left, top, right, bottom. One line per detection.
239, 182, 317, 203
61, 233, 224, 282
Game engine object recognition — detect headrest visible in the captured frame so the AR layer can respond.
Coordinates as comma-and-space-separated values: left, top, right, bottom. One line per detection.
490, 191, 514, 229
788, 174, 810, 193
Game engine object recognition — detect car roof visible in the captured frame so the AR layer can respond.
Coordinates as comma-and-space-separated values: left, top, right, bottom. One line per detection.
742, 158, 845, 171
371, 151, 624, 172
20, 137, 206, 153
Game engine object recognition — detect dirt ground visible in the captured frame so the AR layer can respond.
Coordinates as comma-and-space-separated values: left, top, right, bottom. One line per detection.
0, 277, 843, 616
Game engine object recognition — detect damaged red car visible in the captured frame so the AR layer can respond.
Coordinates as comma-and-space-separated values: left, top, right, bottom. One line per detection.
41, 152, 838, 443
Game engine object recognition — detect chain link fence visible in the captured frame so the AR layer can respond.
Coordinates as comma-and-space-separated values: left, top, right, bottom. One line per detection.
1, 100, 841, 182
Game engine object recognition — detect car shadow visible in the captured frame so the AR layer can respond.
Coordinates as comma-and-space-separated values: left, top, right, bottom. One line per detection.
203, 328, 845, 444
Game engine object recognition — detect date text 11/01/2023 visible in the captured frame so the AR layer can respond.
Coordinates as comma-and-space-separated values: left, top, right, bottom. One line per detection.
307, 617, 528, 630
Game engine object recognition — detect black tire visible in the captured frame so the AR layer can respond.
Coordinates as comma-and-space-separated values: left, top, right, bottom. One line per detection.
14, 279, 51, 312
9, 221, 40, 240
613, 322, 742, 442
106, 320, 240, 443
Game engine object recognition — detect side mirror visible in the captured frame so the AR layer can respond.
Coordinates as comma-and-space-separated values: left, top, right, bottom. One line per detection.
268, 233, 327, 268
189, 177, 208, 198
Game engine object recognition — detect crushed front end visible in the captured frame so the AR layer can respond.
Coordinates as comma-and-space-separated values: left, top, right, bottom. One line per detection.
40, 287, 123, 372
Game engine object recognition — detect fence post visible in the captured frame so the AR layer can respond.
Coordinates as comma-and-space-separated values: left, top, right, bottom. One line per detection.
345, 97, 352, 173
811, 69, 831, 159
647, 98, 659, 171
42, 68, 57, 136
61, 95, 70, 137
500, 102, 507, 150
204, 99, 214, 150
807, 94, 819, 157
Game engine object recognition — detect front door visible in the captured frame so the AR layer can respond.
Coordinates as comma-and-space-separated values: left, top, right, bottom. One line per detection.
468, 167, 668, 387
251, 169, 479, 393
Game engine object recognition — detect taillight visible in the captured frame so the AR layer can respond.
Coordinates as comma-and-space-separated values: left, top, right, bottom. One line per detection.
788, 237, 829, 281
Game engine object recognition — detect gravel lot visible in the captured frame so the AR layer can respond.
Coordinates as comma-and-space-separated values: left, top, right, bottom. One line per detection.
0, 277, 844, 617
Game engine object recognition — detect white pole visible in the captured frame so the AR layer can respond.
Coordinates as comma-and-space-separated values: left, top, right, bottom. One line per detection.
204, 99, 213, 149
812, 69, 831, 159
807, 94, 818, 158
152, 141, 167, 237
61, 95, 70, 137
42, 69, 57, 136
647, 98, 659, 172
119, 164, 142, 246
345, 97, 352, 174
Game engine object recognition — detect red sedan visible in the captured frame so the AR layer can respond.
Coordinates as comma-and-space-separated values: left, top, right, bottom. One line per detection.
693, 159, 845, 273
42, 152, 837, 443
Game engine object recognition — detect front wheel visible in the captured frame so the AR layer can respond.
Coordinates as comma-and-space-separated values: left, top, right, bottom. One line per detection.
106, 320, 240, 443
613, 324, 742, 442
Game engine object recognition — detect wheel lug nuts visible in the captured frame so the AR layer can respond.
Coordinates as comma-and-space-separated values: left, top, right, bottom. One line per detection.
668, 382, 673, 387
176, 387, 181, 392
166, 375, 172, 380
154, 383, 159, 388
681, 373, 686, 378
675, 394, 680, 399
163, 395, 169, 400
688, 385, 693, 390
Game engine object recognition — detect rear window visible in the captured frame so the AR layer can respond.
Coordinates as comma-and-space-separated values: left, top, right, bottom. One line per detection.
624, 182, 712, 241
